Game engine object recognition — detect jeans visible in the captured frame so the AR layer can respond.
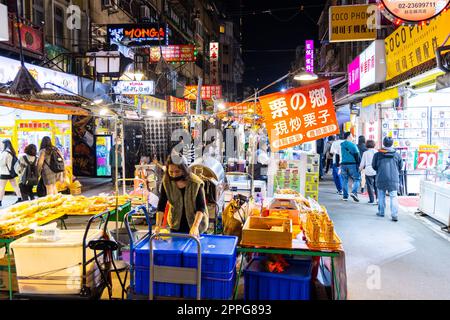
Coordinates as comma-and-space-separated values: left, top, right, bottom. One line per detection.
332, 163, 342, 192
365, 175, 377, 203
319, 154, 325, 178
325, 159, 332, 174
341, 164, 361, 199
377, 189, 398, 218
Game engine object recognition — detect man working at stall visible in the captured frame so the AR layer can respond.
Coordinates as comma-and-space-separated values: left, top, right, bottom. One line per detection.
154, 155, 209, 237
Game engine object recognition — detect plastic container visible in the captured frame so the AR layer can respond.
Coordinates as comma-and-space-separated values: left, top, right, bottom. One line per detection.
182, 235, 237, 299
134, 235, 191, 297
244, 258, 312, 300
10, 229, 103, 295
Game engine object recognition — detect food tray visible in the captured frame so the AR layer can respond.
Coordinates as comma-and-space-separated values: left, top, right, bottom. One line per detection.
304, 231, 342, 251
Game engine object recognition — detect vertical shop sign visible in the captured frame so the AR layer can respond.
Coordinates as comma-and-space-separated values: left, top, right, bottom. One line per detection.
348, 56, 361, 94
0, 4, 9, 41
169, 96, 190, 114
305, 40, 314, 73
210, 42, 219, 85
260, 81, 339, 151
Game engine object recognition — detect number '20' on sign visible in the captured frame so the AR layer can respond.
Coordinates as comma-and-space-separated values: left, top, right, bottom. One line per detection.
416, 151, 437, 170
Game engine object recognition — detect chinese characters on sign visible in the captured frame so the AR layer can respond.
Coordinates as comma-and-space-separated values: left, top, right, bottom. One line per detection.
380, 0, 450, 23
184, 85, 223, 100
221, 102, 263, 116
348, 40, 386, 94
329, 4, 378, 42
149, 45, 195, 63
305, 40, 314, 73
210, 42, 219, 85
168, 96, 191, 114
384, 9, 450, 80
114, 81, 155, 95
135, 95, 167, 113
260, 81, 339, 151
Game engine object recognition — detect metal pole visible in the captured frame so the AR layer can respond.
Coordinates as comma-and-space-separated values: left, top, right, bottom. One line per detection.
121, 120, 126, 195
249, 88, 257, 197
114, 116, 119, 237
196, 77, 203, 115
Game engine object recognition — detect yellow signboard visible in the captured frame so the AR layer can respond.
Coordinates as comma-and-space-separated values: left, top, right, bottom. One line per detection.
135, 95, 167, 112
385, 9, 450, 81
329, 4, 377, 42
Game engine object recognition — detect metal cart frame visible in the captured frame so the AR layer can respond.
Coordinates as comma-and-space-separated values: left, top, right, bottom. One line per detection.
148, 233, 202, 300
11, 209, 113, 300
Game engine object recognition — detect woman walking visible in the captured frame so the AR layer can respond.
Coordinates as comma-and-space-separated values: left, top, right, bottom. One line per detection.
0, 140, 22, 206
16, 144, 38, 201
37, 136, 65, 196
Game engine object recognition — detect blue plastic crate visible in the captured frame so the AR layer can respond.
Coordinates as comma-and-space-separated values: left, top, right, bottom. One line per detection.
183, 269, 235, 300
134, 235, 192, 297
244, 258, 312, 300
182, 235, 237, 299
183, 234, 238, 272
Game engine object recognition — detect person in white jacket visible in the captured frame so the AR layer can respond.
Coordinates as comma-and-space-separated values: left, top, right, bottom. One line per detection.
359, 140, 378, 204
0, 140, 22, 207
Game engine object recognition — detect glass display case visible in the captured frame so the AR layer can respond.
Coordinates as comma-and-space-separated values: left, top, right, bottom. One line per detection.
419, 167, 450, 227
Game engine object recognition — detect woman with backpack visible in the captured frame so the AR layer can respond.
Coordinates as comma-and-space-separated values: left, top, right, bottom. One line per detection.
0, 139, 22, 206
16, 144, 38, 201
37, 136, 65, 196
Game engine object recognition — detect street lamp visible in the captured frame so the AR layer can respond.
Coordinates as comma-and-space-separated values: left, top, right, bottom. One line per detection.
293, 68, 319, 81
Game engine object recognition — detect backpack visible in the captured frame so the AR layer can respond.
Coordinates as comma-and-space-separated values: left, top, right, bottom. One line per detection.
45, 148, 65, 173
4, 150, 18, 178
22, 156, 38, 186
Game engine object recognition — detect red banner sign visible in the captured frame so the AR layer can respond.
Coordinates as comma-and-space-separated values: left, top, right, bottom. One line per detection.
184, 85, 222, 100
149, 45, 195, 63
259, 81, 339, 151
168, 96, 191, 114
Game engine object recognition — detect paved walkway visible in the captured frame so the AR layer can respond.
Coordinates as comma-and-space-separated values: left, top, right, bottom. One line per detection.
320, 175, 450, 300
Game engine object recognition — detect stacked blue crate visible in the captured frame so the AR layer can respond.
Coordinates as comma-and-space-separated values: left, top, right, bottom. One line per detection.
182, 234, 238, 299
134, 235, 191, 297
244, 258, 312, 300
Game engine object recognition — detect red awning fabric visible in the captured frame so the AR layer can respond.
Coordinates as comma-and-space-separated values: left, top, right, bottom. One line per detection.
0, 94, 90, 116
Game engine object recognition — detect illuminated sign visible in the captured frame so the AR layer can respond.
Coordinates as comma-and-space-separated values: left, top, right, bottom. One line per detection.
210, 42, 219, 84
149, 45, 195, 63
107, 23, 169, 47
184, 85, 222, 100
168, 96, 190, 114
305, 40, 314, 73
113, 81, 155, 95
348, 40, 386, 94
379, 0, 450, 24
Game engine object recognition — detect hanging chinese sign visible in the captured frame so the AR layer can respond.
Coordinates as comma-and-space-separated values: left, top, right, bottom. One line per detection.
184, 85, 222, 100
113, 81, 155, 95
329, 4, 378, 42
135, 95, 167, 113
379, 0, 450, 24
168, 96, 191, 114
259, 81, 339, 151
224, 102, 262, 115
210, 42, 219, 84
149, 45, 195, 63
385, 9, 450, 81
107, 23, 169, 47
348, 40, 386, 94
305, 40, 314, 73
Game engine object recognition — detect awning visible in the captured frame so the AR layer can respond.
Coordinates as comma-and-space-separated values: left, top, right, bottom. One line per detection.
361, 87, 399, 107
334, 91, 378, 107
0, 94, 90, 116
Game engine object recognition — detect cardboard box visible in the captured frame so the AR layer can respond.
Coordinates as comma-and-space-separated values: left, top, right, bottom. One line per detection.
0, 255, 18, 292
242, 216, 292, 248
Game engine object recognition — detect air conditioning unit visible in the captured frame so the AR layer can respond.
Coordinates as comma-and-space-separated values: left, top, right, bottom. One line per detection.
140, 5, 151, 19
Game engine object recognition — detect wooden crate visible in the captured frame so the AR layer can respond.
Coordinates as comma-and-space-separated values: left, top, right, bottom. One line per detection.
241, 216, 292, 248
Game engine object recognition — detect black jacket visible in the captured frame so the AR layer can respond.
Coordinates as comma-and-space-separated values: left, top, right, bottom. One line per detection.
372, 147, 403, 192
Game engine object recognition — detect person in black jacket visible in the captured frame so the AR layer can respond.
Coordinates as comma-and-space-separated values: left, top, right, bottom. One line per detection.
372, 137, 403, 222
